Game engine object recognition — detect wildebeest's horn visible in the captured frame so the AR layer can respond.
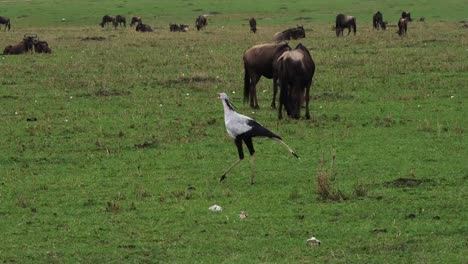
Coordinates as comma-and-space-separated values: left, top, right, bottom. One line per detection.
24, 33, 37, 39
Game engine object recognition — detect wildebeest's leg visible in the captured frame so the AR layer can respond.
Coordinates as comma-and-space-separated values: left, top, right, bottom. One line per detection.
347, 26, 351, 35
278, 78, 287, 119
250, 74, 260, 109
271, 78, 278, 108
305, 80, 312, 119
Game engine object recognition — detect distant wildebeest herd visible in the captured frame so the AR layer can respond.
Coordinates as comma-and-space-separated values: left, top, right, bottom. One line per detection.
0, 10, 425, 120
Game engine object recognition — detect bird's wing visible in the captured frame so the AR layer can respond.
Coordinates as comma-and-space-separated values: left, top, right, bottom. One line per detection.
245, 119, 281, 139
225, 112, 253, 137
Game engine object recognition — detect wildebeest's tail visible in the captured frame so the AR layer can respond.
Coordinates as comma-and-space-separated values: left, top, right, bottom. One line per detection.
353, 18, 357, 34
243, 63, 250, 104
6, 19, 10, 31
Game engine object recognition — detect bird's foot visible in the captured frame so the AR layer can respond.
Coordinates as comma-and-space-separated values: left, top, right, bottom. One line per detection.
292, 151, 300, 159
220, 175, 227, 182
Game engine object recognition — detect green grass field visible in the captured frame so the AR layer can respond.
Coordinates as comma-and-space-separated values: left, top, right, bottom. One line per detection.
0, 0, 467, 263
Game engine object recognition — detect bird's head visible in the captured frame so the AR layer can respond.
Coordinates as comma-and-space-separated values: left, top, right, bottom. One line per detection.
218, 92, 229, 100
218, 92, 236, 111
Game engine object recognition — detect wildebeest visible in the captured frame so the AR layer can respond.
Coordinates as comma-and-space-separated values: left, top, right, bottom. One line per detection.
397, 18, 408, 36
249, 17, 257, 33
136, 22, 153, 32
272, 25, 305, 42
372, 11, 386, 30
277, 43, 315, 119
100, 15, 115, 28
335, 14, 356, 36
401, 11, 413, 22
169, 23, 189, 32
243, 42, 291, 109
33, 40, 52, 53
179, 24, 189, 32
130, 16, 142, 27
0, 16, 11, 31
3, 34, 36, 55
169, 23, 178, 32
114, 15, 126, 28
195, 15, 207, 31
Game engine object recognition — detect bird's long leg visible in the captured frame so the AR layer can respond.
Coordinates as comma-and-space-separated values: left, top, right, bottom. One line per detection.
250, 155, 255, 185
220, 138, 244, 182
220, 159, 242, 181
272, 138, 300, 159
243, 137, 256, 185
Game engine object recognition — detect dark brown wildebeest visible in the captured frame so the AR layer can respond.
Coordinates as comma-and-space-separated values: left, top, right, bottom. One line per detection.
243, 42, 291, 109
136, 22, 153, 32
34, 40, 52, 53
169, 23, 178, 32
100, 15, 115, 28
170, 23, 188, 32
401, 11, 413, 22
397, 18, 408, 36
0, 16, 11, 31
179, 24, 189, 32
277, 43, 315, 120
336, 14, 356, 36
114, 15, 126, 28
130, 16, 142, 27
195, 15, 207, 31
372, 11, 387, 30
3, 34, 36, 55
249, 17, 257, 33
272, 25, 305, 42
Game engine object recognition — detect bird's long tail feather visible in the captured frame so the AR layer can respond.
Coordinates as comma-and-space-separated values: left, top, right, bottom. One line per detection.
272, 138, 300, 159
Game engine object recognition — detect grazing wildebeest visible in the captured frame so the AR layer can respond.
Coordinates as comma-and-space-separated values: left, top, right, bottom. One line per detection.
195, 15, 207, 31
243, 42, 291, 109
169, 23, 179, 32
130, 16, 142, 27
249, 17, 257, 33
170, 23, 188, 32
397, 18, 408, 36
179, 24, 189, 32
114, 15, 126, 28
3, 34, 36, 55
277, 43, 315, 120
401, 11, 413, 22
335, 14, 356, 36
100, 15, 115, 28
373, 11, 387, 30
272, 25, 305, 42
0, 16, 11, 31
136, 22, 153, 32
33, 40, 52, 53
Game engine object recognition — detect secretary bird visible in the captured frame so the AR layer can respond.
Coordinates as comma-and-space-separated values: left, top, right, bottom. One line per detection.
218, 92, 299, 185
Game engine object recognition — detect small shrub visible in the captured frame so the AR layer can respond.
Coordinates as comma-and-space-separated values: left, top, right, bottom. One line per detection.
105, 201, 121, 213
353, 179, 368, 197
136, 187, 151, 199
316, 149, 348, 201
17, 195, 27, 208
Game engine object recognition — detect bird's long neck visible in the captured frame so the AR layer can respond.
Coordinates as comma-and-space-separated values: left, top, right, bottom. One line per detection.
222, 99, 236, 119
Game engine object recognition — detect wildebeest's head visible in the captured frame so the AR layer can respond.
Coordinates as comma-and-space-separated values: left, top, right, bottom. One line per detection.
34, 40, 52, 53
195, 15, 207, 31
401, 12, 412, 21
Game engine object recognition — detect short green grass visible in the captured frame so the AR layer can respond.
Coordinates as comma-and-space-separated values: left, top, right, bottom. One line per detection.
0, 0, 467, 263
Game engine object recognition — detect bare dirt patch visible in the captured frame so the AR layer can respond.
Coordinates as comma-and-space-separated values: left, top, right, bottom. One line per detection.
384, 178, 433, 188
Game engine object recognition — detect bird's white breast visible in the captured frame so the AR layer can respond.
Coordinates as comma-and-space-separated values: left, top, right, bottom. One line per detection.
224, 111, 253, 138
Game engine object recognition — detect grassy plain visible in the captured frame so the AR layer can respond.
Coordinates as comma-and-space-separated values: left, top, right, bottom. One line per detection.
0, 0, 467, 263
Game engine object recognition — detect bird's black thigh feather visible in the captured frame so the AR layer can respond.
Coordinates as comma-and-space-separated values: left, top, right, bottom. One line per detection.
243, 137, 255, 156
235, 138, 244, 159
